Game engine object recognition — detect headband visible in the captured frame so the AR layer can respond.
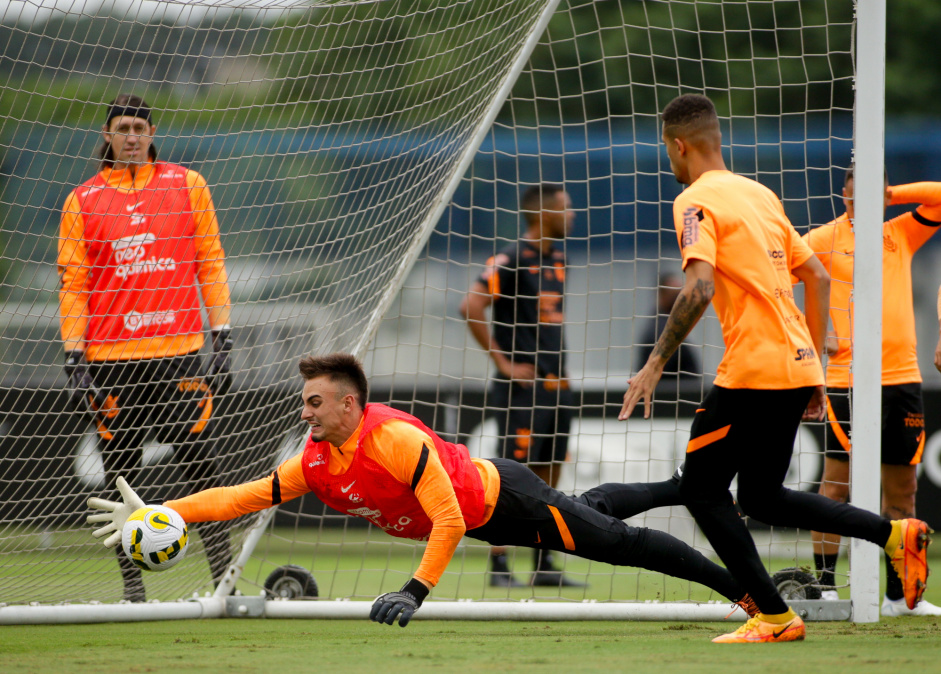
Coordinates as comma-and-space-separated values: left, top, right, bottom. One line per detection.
106, 102, 152, 127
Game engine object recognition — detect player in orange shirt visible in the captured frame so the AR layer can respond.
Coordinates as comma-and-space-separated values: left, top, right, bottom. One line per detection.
59, 94, 233, 601
88, 352, 763, 627
619, 94, 931, 643
804, 169, 941, 616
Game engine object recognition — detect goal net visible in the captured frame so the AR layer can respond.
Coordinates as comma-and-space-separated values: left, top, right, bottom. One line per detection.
0, 0, 866, 622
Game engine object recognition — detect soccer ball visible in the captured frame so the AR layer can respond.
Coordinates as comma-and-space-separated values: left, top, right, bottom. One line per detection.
122, 505, 189, 572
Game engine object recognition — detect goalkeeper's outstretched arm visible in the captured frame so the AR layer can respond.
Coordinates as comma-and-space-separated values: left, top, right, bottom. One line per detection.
87, 455, 312, 546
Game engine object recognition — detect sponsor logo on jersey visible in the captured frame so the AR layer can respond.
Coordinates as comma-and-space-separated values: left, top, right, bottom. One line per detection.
308, 454, 326, 468
681, 207, 701, 249
348, 506, 383, 520
123, 309, 177, 333
767, 248, 787, 269
883, 233, 898, 252
794, 347, 817, 361
111, 233, 178, 279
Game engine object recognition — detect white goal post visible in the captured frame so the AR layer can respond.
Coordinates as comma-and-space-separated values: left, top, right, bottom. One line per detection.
0, 0, 883, 625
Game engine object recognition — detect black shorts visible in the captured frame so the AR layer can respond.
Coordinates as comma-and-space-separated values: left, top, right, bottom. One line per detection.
466, 459, 645, 560
680, 385, 814, 499
824, 384, 925, 465
87, 353, 215, 452
489, 377, 573, 464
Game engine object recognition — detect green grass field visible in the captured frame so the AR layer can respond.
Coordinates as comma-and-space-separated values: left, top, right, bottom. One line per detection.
2, 528, 941, 673
2, 617, 941, 674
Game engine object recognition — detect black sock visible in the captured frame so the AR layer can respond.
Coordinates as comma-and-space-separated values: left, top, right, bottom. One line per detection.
533, 548, 556, 571
884, 551, 904, 601
813, 552, 839, 589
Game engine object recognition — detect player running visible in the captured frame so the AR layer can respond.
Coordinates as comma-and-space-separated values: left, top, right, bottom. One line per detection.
88, 352, 760, 627
619, 93, 931, 643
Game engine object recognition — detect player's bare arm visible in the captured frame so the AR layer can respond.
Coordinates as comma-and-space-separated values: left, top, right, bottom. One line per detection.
792, 254, 830, 420
619, 260, 714, 420
460, 280, 536, 384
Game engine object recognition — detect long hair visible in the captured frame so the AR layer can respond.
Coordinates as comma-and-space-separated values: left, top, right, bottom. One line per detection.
98, 94, 157, 169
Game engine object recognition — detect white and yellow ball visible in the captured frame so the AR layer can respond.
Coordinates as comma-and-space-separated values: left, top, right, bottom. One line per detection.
121, 505, 189, 572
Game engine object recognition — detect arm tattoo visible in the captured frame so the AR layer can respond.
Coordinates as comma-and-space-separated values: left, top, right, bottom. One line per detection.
651, 278, 714, 364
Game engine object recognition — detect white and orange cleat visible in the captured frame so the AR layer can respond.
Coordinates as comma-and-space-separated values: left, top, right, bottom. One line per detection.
887, 519, 932, 610
712, 615, 805, 644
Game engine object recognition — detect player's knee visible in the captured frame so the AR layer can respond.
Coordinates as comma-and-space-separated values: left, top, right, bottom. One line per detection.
735, 486, 786, 521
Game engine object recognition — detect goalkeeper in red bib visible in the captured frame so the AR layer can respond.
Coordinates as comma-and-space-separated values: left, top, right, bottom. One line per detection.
60, 94, 234, 600
88, 352, 759, 626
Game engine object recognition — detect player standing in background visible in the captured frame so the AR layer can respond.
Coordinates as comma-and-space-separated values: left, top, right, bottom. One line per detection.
805, 168, 941, 616
460, 183, 584, 588
88, 352, 760, 627
58, 94, 234, 601
635, 271, 702, 383
620, 93, 931, 643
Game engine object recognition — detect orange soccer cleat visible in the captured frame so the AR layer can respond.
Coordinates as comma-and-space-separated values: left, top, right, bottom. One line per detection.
712, 615, 805, 644
888, 519, 932, 610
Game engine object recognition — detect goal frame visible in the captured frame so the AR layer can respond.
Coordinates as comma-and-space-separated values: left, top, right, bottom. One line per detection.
0, 0, 887, 626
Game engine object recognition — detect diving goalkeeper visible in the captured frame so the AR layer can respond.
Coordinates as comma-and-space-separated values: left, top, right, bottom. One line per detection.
88, 352, 759, 627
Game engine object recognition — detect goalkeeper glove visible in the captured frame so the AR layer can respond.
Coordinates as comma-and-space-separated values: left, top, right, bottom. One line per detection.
63, 350, 109, 413
369, 578, 429, 628
86, 476, 146, 549
206, 328, 233, 396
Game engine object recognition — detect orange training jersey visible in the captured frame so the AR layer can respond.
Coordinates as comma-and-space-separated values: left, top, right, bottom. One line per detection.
166, 406, 501, 586
673, 170, 823, 390
58, 161, 231, 361
803, 182, 941, 387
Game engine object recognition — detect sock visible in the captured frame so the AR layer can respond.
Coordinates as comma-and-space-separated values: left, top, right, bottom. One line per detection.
533, 548, 555, 571
884, 551, 905, 601
491, 552, 512, 574
813, 552, 839, 588
883, 520, 902, 555
759, 608, 798, 624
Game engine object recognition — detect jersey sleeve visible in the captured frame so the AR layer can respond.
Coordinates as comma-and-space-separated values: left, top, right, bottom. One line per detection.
889, 182, 941, 252
185, 169, 232, 330
57, 190, 91, 351
788, 225, 815, 270
366, 420, 466, 586
164, 453, 310, 522
802, 226, 833, 267
673, 200, 718, 269
477, 250, 515, 298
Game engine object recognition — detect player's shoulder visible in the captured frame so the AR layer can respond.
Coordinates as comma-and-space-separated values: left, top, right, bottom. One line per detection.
678, 170, 760, 205
489, 241, 523, 268
804, 220, 839, 245
372, 418, 435, 452
156, 161, 204, 186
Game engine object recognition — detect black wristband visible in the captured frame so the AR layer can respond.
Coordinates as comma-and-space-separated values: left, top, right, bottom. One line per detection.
400, 578, 430, 605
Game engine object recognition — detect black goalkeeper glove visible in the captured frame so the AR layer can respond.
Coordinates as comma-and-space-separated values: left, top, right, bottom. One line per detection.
63, 350, 107, 413
206, 328, 233, 396
369, 578, 429, 628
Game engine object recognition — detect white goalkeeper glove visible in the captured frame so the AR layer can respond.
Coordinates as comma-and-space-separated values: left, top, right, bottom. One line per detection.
86, 476, 145, 549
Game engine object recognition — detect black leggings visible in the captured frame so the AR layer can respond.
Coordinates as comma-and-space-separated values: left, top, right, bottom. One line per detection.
679, 386, 892, 614
467, 459, 743, 602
